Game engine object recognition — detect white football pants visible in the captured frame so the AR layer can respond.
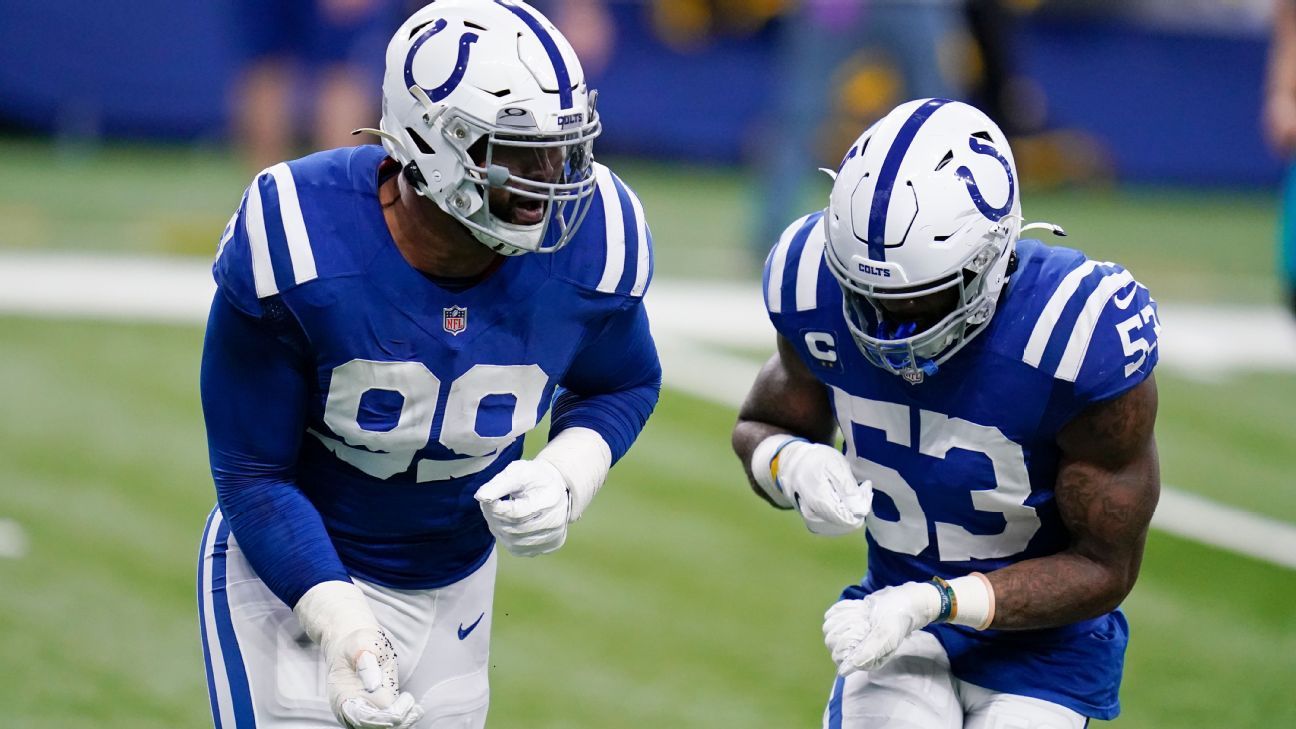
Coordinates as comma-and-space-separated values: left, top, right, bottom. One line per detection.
823, 631, 1088, 729
198, 508, 494, 729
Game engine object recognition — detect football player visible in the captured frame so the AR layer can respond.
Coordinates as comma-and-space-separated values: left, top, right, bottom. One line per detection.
733, 98, 1161, 728
198, 2, 660, 728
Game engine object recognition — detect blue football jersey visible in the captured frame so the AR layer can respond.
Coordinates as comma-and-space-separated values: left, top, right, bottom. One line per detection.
764, 212, 1160, 720
203, 145, 659, 599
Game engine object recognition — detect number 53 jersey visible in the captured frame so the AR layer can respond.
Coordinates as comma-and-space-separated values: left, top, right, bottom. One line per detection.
202, 145, 659, 602
764, 212, 1160, 720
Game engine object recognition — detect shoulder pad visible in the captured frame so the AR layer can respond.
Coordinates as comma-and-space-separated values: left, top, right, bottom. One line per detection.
1017, 249, 1160, 402
212, 149, 378, 315
763, 211, 830, 315
549, 163, 653, 298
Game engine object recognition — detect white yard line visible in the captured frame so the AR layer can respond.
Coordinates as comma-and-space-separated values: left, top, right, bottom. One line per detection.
1154, 489, 1296, 570
3, 251, 1295, 570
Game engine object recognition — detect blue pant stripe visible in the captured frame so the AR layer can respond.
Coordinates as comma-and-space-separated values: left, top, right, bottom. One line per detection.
211, 519, 257, 728
827, 675, 845, 729
197, 508, 224, 729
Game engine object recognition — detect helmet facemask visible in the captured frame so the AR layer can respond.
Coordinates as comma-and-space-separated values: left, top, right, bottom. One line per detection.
389, 89, 601, 256
827, 219, 1018, 384
439, 106, 601, 255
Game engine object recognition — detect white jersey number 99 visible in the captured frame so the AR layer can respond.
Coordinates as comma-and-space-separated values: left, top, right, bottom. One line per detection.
312, 359, 549, 482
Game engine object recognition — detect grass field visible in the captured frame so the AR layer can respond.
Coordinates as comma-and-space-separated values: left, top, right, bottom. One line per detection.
0, 138, 1294, 728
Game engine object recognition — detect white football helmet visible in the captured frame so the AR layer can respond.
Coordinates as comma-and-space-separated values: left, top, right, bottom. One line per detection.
368, 0, 601, 255
824, 98, 1038, 383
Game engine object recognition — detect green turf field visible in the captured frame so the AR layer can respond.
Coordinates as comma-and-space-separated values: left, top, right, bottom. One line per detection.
0, 138, 1294, 727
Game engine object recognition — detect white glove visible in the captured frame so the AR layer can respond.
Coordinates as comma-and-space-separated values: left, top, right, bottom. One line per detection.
294, 581, 425, 729
751, 435, 872, 535
822, 582, 942, 676
475, 459, 571, 557
475, 428, 612, 557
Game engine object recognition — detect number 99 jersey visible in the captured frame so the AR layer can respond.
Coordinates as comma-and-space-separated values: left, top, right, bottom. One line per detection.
204, 145, 658, 599
764, 211, 1160, 720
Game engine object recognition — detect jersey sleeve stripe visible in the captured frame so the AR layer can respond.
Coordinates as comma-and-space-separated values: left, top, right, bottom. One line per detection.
778, 213, 823, 313
766, 215, 814, 314
793, 216, 826, 311
608, 172, 643, 296
625, 181, 651, 297
1053, 271, 1136, 382
1022, 259, 1105, 367
245, 171, 280, 298
267, 163, 318, 286
216, 207, 239, 263
594, 166, 626, 294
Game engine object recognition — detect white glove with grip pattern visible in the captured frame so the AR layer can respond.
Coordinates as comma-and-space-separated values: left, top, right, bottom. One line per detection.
294, 581, 424, 729
751, 435, 872, 535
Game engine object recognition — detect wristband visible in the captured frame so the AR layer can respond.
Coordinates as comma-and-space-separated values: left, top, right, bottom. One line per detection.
537, 426, 612, 523
929, 576, 955, 623
929, 573, 995, 630
293, 580, 379, 648
750, 434, 807, 509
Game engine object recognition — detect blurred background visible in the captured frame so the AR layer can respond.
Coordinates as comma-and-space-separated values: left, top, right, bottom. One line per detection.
1, 0, 1294, 727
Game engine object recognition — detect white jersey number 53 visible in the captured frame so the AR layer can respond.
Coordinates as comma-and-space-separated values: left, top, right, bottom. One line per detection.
831, 387, 1041, 561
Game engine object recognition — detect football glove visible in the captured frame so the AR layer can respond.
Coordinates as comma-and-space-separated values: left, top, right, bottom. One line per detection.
751, 435, 872, 535
823, 583, 941, 676
823, 574, 995, 676
294, 581, 424, 729
475, 427, 612, 557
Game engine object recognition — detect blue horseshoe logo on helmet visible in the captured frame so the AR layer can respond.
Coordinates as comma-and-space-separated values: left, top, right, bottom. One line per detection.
403, 19, 480, 102
956, 136, 1015, 222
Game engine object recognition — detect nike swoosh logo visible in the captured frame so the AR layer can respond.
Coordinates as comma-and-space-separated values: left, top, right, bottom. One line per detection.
1113, 283, 1138, 310
458, 612, 485, 640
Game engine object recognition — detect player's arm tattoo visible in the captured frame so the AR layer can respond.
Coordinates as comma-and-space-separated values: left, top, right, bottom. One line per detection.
985, 376, 1160, 630
732, 334, 837, 505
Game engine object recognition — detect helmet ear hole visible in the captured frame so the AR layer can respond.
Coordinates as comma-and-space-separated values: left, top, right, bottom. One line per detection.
406, 128, 435, 155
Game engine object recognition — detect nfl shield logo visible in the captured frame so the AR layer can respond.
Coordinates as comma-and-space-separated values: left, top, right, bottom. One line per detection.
443, 306, 467, 336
